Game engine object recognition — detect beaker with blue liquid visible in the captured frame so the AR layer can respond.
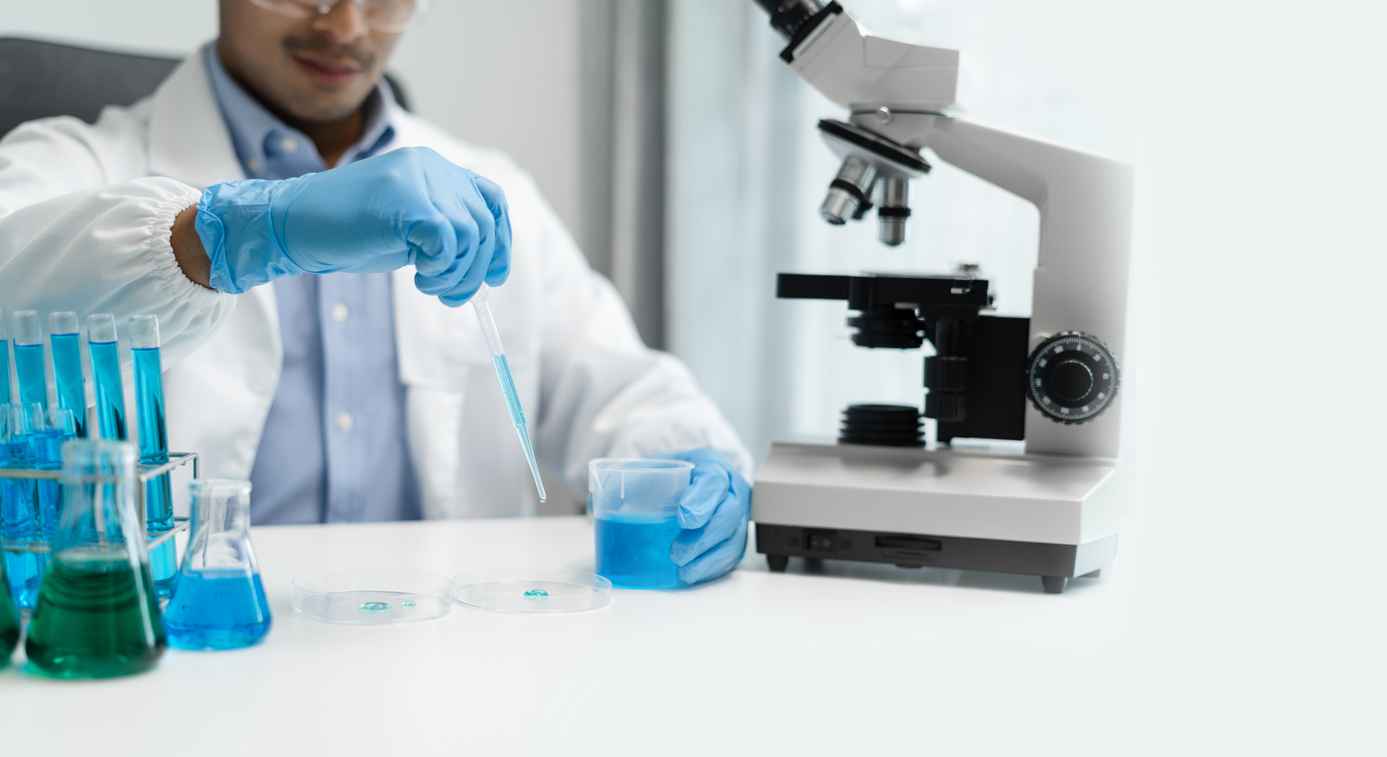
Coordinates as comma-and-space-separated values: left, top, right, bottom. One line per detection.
163, 479, 271, 650
590, 459, 694, 589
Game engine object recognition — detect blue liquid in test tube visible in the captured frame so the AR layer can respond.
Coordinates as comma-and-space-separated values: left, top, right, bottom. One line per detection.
48, 313, 87, 438
130, 315, 176, 597
1, 319, 12, 405
87, 315, 128, 442
1, 403, 45, 610
11, 311, 47, 412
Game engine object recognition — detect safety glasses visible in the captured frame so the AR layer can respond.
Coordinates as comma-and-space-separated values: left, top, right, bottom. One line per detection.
247, 0, 429, 34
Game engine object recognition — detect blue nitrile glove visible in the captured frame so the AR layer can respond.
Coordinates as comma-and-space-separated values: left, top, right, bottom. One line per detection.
667, 448, 751, 586
194, 146, 511, 306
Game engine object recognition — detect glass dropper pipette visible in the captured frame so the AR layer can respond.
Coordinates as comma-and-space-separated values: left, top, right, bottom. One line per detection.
471, 286, 547, 502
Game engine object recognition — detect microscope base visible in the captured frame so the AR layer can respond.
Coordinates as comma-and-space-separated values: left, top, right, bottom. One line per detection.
755, 524, 1116, 594
751, 441, 1126, 594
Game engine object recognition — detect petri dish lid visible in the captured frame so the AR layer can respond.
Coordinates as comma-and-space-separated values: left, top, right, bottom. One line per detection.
292, 570, 452, 625
451, 573, 612, 614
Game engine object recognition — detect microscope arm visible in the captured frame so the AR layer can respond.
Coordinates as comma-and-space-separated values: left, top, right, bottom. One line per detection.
756, 0, 1134, 458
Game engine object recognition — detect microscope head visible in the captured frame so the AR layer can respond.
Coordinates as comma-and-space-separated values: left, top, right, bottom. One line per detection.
817, 119, 931, 246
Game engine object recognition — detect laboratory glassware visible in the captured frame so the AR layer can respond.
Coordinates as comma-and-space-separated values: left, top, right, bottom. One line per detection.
48, 312, 87, 438
11, 311, 47, 411
163, 479, 271, 650
291, 570, 452, 625
25, 439, 165, 679
31, 407, 77, 543
471, 286, 546, 503
129, 314, 176, 597
0, 559, 18, 667
0, 315, 12, 404
450, 573, 612, 614
87, 314, 129, 442
589, 458, 694, 589
1, 402, 46, 610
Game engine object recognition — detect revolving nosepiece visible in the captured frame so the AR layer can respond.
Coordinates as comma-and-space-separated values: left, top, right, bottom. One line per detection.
819, 156, 878, 226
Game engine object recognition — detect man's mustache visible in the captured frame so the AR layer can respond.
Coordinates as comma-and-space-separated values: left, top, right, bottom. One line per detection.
283, 35, 375, 69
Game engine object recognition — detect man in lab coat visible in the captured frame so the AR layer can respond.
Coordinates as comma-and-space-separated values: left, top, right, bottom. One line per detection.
0, 0, 752, 585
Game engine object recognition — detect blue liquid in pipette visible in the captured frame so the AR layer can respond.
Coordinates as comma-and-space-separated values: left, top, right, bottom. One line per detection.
50, 332, 86, 438
89, 340, 128, 441
491, 354, 545, 500
1, 339, 12, 403
595, 512, 683, 589
133, 346, 176, 597
14, 343, 47, 411
163, 570, 272, 650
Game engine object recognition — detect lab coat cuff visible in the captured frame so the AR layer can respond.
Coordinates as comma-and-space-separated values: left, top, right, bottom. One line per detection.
142, 182, 227, 304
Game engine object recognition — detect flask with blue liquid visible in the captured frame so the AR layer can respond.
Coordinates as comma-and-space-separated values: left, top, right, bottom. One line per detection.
163, 479, 271, 650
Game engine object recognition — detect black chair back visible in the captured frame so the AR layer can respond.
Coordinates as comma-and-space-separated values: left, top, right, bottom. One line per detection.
0, 36, 411, 139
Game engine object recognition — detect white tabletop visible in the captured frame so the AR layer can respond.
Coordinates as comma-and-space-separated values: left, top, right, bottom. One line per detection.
4, 516, 1164, 755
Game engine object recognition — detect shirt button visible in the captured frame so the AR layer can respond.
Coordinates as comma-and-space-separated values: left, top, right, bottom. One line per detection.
336, 412, 354, 432
247, 158, 263, 174
281, 138, 299, 153
331, 303, 350, 323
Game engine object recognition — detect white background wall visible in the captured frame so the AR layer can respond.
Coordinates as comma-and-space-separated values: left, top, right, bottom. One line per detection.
0, 0, 614, 264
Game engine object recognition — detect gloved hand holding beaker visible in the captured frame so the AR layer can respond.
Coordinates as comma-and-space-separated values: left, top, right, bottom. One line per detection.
666, 448, 751, 586
194, 147, 511, 306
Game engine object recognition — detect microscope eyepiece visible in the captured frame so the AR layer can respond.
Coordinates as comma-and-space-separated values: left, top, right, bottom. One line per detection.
755, 0, 830, 42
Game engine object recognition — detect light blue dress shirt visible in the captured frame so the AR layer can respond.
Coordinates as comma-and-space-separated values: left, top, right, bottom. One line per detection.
203, 45, 421, 525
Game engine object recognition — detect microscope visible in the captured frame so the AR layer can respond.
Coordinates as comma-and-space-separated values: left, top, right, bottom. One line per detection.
749, 1, 1133, 593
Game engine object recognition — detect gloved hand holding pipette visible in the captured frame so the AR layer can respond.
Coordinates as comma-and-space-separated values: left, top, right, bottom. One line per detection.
666, 448, 751, 585
194, 147, 511, 306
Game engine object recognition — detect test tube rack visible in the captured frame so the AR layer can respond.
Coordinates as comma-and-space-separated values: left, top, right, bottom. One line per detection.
0, 451, 199, 555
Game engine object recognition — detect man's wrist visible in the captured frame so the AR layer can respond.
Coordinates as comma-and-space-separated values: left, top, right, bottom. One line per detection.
171, 204, 213, 289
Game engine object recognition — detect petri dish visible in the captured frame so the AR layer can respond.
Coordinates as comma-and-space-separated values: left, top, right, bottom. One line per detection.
451, 573, 612, 614
292, 571, 452, 625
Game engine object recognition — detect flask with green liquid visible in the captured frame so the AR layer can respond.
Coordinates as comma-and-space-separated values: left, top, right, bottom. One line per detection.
25, 439, 165, 679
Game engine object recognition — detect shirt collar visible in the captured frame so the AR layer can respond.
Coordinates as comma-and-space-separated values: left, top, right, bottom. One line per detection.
201, 43, 397, 177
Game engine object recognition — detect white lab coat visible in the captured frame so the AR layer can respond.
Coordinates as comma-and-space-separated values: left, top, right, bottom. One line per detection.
0, 55, 750, 519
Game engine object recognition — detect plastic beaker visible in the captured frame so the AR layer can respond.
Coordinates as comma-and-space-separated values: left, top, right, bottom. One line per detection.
25, 440, 165, 679
589, 458, 694, 589
164, 479, 271, 650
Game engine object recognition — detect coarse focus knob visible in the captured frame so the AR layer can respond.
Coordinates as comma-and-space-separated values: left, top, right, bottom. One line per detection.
1025, 332, 1120, 424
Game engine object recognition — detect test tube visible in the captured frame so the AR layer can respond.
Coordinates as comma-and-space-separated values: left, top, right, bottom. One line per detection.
1, 402, 46, 610
129, 315, 176, 597
11, 311, 48, 411
48, 312, 87, 439
87, 314, 128, 442
0, 314, 12, 405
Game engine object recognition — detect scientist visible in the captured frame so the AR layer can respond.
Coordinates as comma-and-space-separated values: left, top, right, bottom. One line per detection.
0, 0, 751, 585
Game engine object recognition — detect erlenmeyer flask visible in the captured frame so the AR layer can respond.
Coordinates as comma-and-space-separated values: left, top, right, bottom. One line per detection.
25, 440, 165, 679
1, 560, 19, 667
164, 479, 271, 650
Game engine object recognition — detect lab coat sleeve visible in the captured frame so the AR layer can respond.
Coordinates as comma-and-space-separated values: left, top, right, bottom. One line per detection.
0, 116, 233, 365
529, 189, 754, 495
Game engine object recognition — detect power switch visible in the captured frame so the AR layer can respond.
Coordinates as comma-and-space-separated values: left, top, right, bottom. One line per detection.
805, 530, 837, 553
